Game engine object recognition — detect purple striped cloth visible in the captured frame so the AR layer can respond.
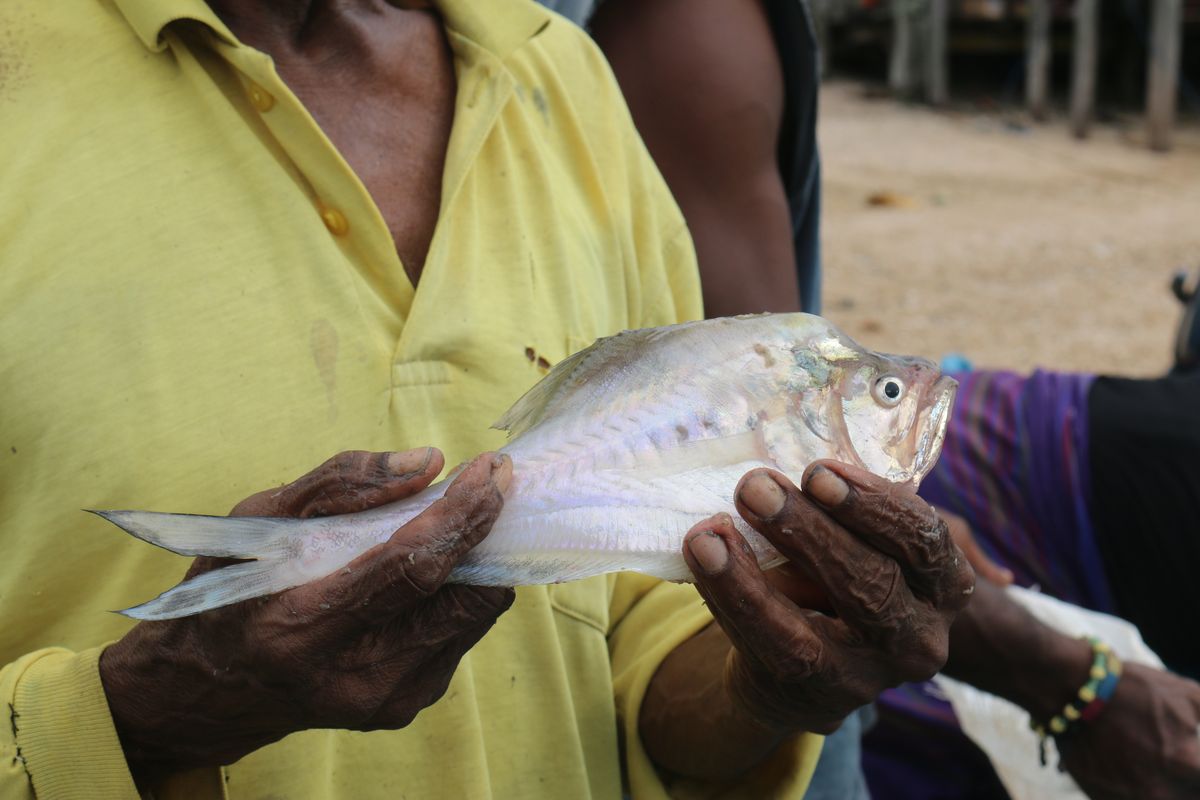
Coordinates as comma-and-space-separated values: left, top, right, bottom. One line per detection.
864, 369, 1116, 797
920, 368, 1113, 612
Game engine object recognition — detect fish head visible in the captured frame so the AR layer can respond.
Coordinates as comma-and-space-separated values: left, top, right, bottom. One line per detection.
829, 352, 957, 486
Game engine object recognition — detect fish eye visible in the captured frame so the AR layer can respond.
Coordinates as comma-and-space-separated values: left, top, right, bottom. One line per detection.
874, 376, 905, 407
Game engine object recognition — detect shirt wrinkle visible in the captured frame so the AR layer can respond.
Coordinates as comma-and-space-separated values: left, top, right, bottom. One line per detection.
0, 1, 819, 797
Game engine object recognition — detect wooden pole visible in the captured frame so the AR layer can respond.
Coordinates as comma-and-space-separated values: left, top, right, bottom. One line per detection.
1146, 0, 1182, 151
890, 0, 914, 96
926, 0, 949, 105
1069, 0, 1098, 138
1026, 0, 1051, 120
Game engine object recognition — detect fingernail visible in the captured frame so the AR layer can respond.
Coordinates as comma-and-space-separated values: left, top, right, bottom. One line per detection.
386, 447, 433, 476
687, 530, 729, 575
740, 473, 786, 519
806, 465, 849, 507
491, 453, 513, 493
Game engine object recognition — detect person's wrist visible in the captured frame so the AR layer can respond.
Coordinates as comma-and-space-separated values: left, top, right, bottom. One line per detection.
100, 622, 284, 785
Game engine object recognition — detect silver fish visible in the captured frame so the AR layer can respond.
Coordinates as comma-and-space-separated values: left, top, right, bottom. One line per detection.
97, 313, 956, 620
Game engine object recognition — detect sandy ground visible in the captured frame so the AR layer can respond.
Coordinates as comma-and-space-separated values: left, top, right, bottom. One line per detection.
818, 80, 1200, 376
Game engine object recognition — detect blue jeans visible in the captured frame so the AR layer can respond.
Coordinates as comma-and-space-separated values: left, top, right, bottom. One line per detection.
805, 705, 873, 800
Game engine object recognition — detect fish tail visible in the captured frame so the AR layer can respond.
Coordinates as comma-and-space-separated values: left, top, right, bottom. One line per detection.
90, 509, 297, 558
91, 509, 310, 620
118, 560, 295, 620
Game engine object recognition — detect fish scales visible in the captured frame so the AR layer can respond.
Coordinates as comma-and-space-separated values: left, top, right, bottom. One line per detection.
95, 313, 957, 620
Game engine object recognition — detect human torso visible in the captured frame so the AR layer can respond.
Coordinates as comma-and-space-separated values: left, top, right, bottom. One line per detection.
0, 2, 701, 796
227, 5, 456, 281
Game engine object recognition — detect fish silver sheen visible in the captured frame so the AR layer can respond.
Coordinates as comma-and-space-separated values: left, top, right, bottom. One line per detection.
97, 312, 957, 620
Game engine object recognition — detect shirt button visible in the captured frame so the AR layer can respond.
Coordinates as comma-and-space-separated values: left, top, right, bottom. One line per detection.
247, 82, 275, 112
320, 207, 350, 236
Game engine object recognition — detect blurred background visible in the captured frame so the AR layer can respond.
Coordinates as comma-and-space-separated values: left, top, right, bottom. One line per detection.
812, 0, 1200, 375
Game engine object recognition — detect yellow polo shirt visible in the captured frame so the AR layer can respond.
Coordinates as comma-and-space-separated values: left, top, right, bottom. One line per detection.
0, 0, 819, 797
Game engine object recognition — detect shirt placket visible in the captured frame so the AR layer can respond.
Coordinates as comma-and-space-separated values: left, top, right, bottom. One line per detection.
208, 38, 415, 321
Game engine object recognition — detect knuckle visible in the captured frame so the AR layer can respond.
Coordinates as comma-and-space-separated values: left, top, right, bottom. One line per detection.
395, 551, 446, 598
436, 586, 512, 626
912, 529, 947, 571
895, 630, 949, 682
332, 454, 367, 491
845, 561, 904, 626
364, 543, 448, 605
946, 560, 978, 609
908, 513, 950, 567
927, 545, 977, 610
463, 488, 504, 531
770, 632, 824, 680
319, 451, 372, 488
329, 450, 371, 473
434, 487, 503, 541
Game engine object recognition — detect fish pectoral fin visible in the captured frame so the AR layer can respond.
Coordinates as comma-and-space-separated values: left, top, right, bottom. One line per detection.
633, 428, 773, 481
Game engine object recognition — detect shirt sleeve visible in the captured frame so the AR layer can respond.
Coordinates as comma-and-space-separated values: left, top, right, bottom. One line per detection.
0, 647, 226, 800
607, 574, 822, 800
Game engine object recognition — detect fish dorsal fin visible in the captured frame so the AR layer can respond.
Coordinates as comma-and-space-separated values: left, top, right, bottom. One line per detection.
492, 326, 677, 438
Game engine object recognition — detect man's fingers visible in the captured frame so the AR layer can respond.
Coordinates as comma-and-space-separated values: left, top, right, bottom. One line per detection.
417, 584, 517, 637
798, 461, 975, 610
682, 513, 835, 685
396, 452, 512, 577
316, 453, 511, 623
232, 448, 444, 518
938, 509, 1014, 586
735, 470, 919, 644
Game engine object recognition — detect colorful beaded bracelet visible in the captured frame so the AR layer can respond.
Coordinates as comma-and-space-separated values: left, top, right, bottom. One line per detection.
1029, 636, 1123, 765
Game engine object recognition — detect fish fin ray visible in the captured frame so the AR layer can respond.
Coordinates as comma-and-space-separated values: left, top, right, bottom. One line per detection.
118, 560, 301, 620
91, 509, 299, 559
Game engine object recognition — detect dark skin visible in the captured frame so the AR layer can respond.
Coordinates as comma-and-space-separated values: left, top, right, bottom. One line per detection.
206, 0, 454, 282
642, 462, 975, 776
100, 0, 972, 788
103, 3, 470, 785
101, 449, 515, 785
943, 513, 1200, 800
594, 9, 977, 771
596, 0, 1200, 784
591, 0, 801, 318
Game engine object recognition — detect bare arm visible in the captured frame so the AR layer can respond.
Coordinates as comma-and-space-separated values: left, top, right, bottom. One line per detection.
592, 0, 802, 318
944, 577, 1200, 799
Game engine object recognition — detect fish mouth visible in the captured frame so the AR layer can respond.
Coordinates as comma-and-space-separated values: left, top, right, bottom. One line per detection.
910, 375, 957, 487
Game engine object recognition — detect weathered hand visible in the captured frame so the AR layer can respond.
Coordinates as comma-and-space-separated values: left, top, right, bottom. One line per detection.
1058, 663, 1200, 800
683, 460, 975, 735
937, 507, 1014, 587
100, 448, 513, 785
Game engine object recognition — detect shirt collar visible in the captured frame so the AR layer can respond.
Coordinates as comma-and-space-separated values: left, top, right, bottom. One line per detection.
112, 0, 552, 59
435, 0, 552, 59
112, 0, 239, 51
